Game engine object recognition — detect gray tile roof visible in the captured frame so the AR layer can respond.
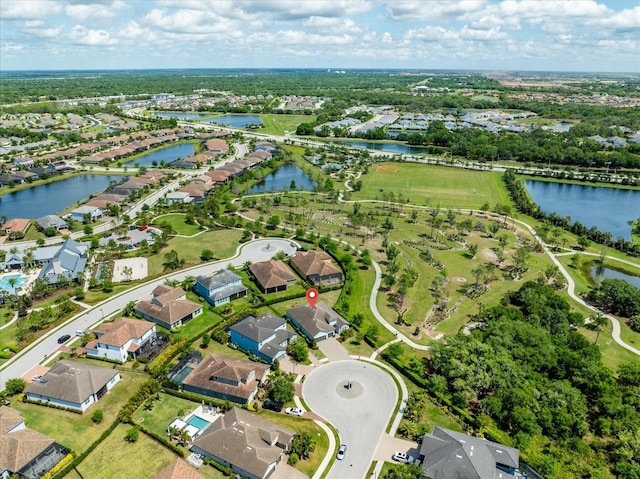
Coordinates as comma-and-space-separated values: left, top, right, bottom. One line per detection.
196, 269, 243, 291
420, 427, 519, 479
230, 313, 286, 344
286, 301, 348, 339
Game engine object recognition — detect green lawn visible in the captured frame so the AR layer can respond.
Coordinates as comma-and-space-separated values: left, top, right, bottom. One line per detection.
257, 114, 315, 136
353, 162, 510, 210
148, 229, 243, 276
64, 424, 179, 479
153, 213, 203, 236
133, 392, 199, 438
13, 371, 147, 455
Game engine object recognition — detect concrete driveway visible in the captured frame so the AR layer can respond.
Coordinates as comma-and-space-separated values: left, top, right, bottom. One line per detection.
373, 433, 420, 464
317, 337, 350, 362
302, 360, 397, 479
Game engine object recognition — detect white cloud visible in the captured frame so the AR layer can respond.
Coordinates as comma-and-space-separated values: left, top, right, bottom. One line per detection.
65, 1, 128, 22
68, 25, 117, 45
143, 8, 238, 35
460, 26, 507, 41
385, 0, 486, 21
0, 0, 61, 20
269, 30, 355, 46
303, 16, 362, 34
24, 24, 65, 39
404, 26, 459, 43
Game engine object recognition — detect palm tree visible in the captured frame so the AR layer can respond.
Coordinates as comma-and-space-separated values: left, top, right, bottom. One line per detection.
592, 313, 608, 345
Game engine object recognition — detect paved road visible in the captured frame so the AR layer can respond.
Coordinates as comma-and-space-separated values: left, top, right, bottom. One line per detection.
0, 238, 297, 390
302, 360, 397, 479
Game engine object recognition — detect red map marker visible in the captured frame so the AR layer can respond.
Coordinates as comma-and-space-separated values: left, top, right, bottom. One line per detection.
306, 288, 319, 309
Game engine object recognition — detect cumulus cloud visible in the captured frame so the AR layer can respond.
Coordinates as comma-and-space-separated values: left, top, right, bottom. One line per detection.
66, 1, 128, 22
142, 8, 239, 35
385, 0, 486, 21
0, 0, 61, 20
68, 25, 117, 45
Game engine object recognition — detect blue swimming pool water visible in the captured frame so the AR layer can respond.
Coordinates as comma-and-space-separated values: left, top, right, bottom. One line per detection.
187, 415, 211, 430
0, 274, 25, 290
172, 366, 193, 384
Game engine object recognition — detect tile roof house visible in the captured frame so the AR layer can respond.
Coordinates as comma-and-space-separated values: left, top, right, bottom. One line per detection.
181, 353, 268, 404
85, 317, 157, 363
248, 260, 297, 294
230, 312, 296, 363
194, 269, 248, 307
152, 458, 205, 479
37, 238, 88, 285
0, 218, 30, 235
285, 301, 349, 342
25, 360, 121, 413
419, 427, 521, 479
134, 285, 203, 330
289, 250, 342, 286
0, 406, 68, 479
35, 214, 68, 231
191, 407, 293, 479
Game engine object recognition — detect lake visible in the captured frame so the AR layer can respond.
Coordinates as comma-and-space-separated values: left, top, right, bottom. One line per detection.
0, 174, 126, 220
202, 115, 264, 128
339, 141, 430, 154
591, 266, 640, 290
153, 112, 214, 120
250, 164, 315, 193
123, 143, 196, 167
524, 180, 640, 239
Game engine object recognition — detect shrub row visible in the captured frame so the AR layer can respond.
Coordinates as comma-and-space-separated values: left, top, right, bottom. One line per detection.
41, 453, 73, 479
22, 398, 83, 414
204, 456, 233, 476
118, 378, 162, 423
146, 339, 189, 376
139, 426, 185, 457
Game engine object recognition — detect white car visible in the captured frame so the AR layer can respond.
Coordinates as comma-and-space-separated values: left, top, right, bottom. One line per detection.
284, 407, 304, 417
32, 375, 42, 382
392, 451, 415, 463
75, 330, 86, 337
337, 444, 347, 460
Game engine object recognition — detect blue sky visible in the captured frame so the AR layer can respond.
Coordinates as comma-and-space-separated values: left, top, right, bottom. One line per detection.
1, 0, 638, 72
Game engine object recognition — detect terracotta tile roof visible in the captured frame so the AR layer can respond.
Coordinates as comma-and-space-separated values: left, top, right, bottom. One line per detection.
0, 218, 30, 233
153, 458, 205, 479
92, 317, 155, 347
249, 260, 296, 291
0, 428, 55, 473
134, 298, 202, 329
289, 250, 341, 279
205, 170, 232, 182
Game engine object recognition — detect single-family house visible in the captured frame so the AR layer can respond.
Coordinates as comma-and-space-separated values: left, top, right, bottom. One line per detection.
289, 250, 342, 286
230, 312, 296, 363
248, 260, 296, 294
35, 214, 68, 231
194, 269, 248, 307
181, 353, 269, 404
204, 170, 232, 184
85, 317, 156, 363
419, 427, 521, 479
0, 218, 30, 236
205, 139, 229, 154
0, 406, 68, 479
37, 238, 88, 285
25, 361, 120, 413
134, 285, 203, 330
165, 191, 193, 204
285, 300, 349, 342
191, 408, 293, 479
70, 205, 103, 223
152, 459, 205, 479
13, 157, 34, 168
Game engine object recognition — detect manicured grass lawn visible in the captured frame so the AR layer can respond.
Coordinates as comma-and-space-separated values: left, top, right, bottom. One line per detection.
13, 371, 147, 455
258, 114, 315, 136
258, 410, 329, 477
171, 294, 224, 340
148, 229, 243, 276
64, 424, 179, 479
353, 162, 510, 210
133, 392, 199, 438
153, 213, 202, 236
83, 284, 133, 304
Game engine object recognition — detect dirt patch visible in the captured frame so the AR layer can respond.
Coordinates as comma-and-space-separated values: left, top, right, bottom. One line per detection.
482, 247, 498, 262
454, 277, 467, 283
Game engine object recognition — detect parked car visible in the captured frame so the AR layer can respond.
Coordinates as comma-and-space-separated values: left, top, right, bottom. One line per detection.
337, 444, 347, 460
57, 334, 71, 344
392, 451, 415, 464
75, 330, 85, 337
284, 407, 304, 417
262, 400, 283, 412
32, 375, 42, 382
139, 225, 148, 231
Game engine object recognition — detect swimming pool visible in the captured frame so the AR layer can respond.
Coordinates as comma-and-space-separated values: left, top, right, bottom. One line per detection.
187, 415, 211, 430
0, 274, 25, 291
172, 366, 193, 384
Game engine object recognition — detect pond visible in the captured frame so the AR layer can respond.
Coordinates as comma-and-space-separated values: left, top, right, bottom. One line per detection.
153, 112, 214, 120
0, 174, 126, 219
201, 115, 264, 128
338, 140, 430, 154
524, 180, 640, 239
123, 143, 196, 167
250, 164, 315, 193
591, 266, 640, 290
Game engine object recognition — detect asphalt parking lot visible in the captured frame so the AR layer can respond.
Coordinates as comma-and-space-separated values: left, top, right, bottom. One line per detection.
302, 359, 397, 479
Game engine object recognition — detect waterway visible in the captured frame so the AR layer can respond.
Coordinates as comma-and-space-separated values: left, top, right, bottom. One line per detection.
0, 174, 126, 220
123, 143, 196, 167
591, 266, 640, 290
250, 164, 315, 193
524, 180, 640, 239
338, 140, 431, 154
153, 112, 214, 120
202, 115, 263, 128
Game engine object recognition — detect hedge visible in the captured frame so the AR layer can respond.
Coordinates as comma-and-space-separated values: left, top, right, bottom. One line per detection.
139, 426, 185, 457
41, 453, 74, 479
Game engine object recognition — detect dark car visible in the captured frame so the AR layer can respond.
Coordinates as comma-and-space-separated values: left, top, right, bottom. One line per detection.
262, 400, 283, 412
57, 334, 71, 344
